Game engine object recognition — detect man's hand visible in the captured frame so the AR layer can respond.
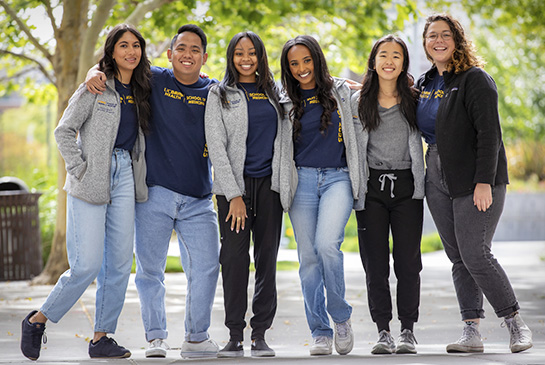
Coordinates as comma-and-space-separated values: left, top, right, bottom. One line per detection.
85, 65, 107, 95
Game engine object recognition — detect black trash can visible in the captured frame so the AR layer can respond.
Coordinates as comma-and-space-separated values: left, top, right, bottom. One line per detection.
0, 176, 43, 281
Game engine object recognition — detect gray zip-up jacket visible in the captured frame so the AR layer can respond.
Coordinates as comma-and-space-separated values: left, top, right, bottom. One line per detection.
278, 77, 363, 211
350, 91, 425, 208
204, 84, 288, 206
54, 79, 147, 205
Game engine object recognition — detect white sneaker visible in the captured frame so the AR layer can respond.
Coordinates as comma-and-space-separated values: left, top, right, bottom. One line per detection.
396, 329, 417, 354
145, 339, 169, 358
371, 330, 396, 354
505, 313, 533, 353
181, 339, 219, 359
446, 322, 484, 353
309, 336, 332, 356
334, 319, 354, 355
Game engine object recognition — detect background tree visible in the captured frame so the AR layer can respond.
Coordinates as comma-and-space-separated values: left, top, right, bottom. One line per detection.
0, 0, 418, 284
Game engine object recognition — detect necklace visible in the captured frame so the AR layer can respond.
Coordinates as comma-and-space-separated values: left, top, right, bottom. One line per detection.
238, 83, 251, 101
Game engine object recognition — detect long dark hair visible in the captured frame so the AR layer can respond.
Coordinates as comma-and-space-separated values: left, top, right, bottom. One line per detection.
280, 35, 337, 141
99, 24, 152, 133
358, 34, 418, 131
217, 31, 279, 111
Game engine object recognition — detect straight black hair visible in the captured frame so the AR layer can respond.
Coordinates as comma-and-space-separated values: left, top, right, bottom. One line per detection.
216, 31, 279, 111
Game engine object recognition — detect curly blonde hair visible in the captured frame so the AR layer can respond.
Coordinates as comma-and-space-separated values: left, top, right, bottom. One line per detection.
422, 13, 485, 73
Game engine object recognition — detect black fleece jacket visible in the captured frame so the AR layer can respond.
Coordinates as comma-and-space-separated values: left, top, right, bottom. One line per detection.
416, 66, 509, 198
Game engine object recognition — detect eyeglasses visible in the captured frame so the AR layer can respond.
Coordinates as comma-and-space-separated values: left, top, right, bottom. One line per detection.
426, 32, 453, 42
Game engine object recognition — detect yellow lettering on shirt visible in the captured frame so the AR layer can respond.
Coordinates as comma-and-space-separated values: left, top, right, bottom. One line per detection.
337, 111, 343, 143
203, 143, 209, 158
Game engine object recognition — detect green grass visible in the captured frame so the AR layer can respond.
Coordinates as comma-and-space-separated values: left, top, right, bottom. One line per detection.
131, 257, 300, 273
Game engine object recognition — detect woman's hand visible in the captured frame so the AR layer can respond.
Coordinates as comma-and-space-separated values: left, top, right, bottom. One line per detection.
474, 183, 492, 212
226, 196, 247, 233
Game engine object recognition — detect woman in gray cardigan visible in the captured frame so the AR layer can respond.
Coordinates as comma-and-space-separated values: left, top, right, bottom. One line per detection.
279, 35, 361, 357
20, 24, 151, 361
354, 35, 424, 355
204, 31, 285, 358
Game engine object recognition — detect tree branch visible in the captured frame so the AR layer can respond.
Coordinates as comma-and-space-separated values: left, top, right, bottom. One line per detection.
77, 0, 116, 81
41, 0, 60, 39
0, 49, 56, 86
124, 0, 174, 25
0, 0, 54, 62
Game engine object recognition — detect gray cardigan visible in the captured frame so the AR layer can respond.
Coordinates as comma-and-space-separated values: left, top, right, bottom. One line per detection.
54, 79, 147, 205
204, 84, 288, 205
350, 90, 425, 207
278, 77, 363, 211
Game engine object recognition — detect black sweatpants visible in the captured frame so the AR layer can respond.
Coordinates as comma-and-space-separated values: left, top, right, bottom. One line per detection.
356, 168, 423, 333
217, 175, 283, 341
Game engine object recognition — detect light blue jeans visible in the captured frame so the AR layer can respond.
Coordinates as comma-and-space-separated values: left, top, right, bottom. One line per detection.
134, 185, 220, 342
289, 167, 353, 338
41, 149, 135, 334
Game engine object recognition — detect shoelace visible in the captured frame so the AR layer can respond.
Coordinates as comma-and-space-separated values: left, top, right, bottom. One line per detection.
400, 330, 418, 344
378, 331, 393, 345
459, 324, 479, 343
315, 336, 330, 345
336, 323, 350, 337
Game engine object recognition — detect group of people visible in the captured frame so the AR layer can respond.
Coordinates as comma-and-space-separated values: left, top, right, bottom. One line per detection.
20, 13, 533, 361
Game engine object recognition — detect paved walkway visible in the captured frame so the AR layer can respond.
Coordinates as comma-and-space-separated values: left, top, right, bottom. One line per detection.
1, 241, 544, 364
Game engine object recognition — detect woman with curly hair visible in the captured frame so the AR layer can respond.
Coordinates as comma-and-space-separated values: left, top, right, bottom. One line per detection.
279, 35, 362, 356
416, 13, 532, 354
20, 24, 151, 360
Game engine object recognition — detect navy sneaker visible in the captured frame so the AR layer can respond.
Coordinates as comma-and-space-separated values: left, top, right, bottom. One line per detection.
88, 336, 131, 358
21, 310, 46, 361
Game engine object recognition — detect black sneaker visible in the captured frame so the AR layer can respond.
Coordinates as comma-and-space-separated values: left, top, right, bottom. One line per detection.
251, 339, 275, 357
217, 340, 244, 358
21, 310, 46, 360
88, 336, 131, 358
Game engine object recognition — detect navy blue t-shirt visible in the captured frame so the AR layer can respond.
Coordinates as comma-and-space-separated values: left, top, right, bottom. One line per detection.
416, 70, 445, 144
146, 66, 217, 198
114, 78, 138, 151
294, 88, 346, 168
238, 82, 277, 178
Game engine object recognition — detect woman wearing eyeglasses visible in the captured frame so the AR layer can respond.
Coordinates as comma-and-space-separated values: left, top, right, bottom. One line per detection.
416, 13, 532, 354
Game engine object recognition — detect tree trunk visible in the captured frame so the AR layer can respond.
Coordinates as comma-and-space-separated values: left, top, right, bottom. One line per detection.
31, 0, 89, 285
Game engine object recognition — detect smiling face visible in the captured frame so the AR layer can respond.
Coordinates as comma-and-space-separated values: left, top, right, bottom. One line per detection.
425, 20, 455, 74
233, 37, 258, 83
112, 31, 142, 83
168, 31, 208, 84
287, 45, 316, 90
374, 41, 404, 83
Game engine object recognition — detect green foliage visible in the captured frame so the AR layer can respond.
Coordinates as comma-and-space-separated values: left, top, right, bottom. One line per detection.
506, 139, 545, 182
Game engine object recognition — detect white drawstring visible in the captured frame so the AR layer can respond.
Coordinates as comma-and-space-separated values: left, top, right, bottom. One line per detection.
378, 173, 397, 198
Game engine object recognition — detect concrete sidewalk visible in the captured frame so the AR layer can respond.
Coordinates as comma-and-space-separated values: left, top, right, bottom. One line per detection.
1, 241, 544, 364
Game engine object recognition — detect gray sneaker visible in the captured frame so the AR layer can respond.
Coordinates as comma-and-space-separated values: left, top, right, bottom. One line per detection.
181, 339, 219, 358
505, 313, 533, 353
371, 330, 396, 354
446, 322, 484, 353
334, 319, 354, 355
309, 336, 332, 356
396, 329, 417, 354
145, 339, 169, 358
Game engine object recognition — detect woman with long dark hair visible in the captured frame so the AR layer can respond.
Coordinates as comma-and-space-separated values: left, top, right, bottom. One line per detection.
20, 24, 151, 360
354, 34, 424, 355
416, 13, 532, 353
279, 35, 362, 356
204, 31, 285, 358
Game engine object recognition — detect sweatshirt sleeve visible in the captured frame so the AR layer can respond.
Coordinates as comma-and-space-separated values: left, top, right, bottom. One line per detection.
465, 69, 502, 184
204, 88, 243, 201
54, 83, 96, 180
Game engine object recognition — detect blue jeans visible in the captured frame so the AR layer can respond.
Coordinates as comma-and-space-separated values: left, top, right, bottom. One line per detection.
134, 185, 220, 342
425, 145, 519, 320
41, 149, 135, 333
289, 167, 353, 338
